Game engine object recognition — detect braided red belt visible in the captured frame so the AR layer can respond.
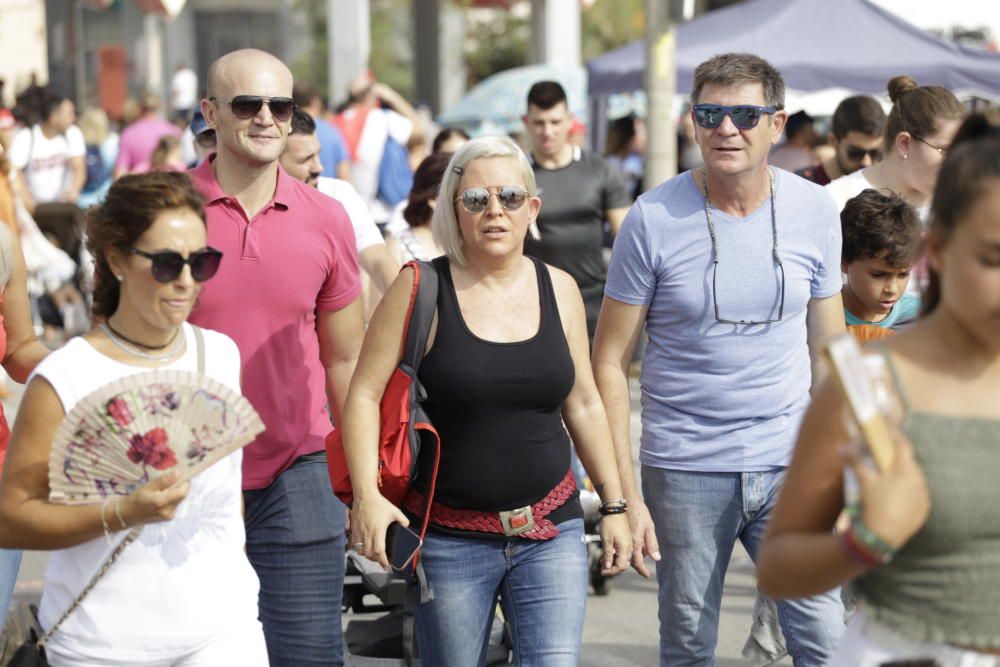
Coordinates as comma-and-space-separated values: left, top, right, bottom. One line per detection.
403, 470, 577, 540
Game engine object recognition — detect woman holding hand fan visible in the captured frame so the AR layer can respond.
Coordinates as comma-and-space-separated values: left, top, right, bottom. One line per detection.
0, 172, 268, 666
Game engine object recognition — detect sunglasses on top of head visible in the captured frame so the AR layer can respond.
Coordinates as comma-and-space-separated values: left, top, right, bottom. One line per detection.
125, 247, 224, 283
692, 104, 781, 130
209, 95, 296, 122
455, 186, 530, 214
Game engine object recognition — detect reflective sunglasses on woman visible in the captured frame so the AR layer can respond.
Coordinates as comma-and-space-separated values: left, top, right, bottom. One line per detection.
209, 95, 296, 122
455, 186, 529, 214
692, 104, 780, 130
125, 247, 224, 283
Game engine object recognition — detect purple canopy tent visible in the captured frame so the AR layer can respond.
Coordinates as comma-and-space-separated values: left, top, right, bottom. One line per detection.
586, 0, 1000, 147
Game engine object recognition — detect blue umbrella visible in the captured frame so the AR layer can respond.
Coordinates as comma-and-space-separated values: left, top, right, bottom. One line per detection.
437, 63, 588, 135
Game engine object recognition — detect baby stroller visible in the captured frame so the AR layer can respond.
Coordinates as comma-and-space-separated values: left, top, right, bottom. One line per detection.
342, 551, 513, 666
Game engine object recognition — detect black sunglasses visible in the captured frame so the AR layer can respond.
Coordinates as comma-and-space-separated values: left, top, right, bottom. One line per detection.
455, 186, 529, 214
209, 95, 296, 122
692, 104, 780, 130
844, 145, 883, 162
125, 247, 223, 283
195, 129, 217, 149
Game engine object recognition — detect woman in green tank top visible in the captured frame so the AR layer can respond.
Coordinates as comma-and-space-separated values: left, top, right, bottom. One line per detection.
757, 110, 1000, 665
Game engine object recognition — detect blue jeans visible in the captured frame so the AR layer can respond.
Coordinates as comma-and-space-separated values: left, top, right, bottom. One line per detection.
243, 451, 346, 666
0, 548, 21, 625
416, 518, 588, 667
641, 466, 844, 667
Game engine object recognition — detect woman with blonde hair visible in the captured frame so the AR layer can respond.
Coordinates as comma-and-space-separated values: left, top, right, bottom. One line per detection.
77, 107, 118, 208
345, 136, 632, 666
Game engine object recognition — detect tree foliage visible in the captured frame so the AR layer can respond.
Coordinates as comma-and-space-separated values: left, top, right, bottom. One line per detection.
582, 0, 645, 61
290, 0, 647, 104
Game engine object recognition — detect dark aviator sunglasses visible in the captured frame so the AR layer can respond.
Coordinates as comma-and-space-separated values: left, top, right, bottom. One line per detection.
209, 95, 296, 122
126, 247, 224, 283
692, 104, 780, 130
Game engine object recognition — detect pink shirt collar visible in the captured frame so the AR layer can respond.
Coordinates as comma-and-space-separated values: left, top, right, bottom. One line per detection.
189, 154, 292, 210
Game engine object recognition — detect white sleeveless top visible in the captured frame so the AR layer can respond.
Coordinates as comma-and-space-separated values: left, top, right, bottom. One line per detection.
33, 323, 261, 662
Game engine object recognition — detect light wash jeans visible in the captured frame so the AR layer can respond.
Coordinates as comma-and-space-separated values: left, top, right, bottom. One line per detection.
642, 466, 844, 666
0, 548, 21, 625
415, 518, 588, 667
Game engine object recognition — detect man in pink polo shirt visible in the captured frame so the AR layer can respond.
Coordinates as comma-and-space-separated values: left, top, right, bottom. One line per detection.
188, 49, 364, 667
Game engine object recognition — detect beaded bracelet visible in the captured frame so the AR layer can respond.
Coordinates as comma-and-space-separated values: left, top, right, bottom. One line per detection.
599, 499, 629, 516
839, 527, 880, 569
850, 517, 896, 563
839, 519, 895, 569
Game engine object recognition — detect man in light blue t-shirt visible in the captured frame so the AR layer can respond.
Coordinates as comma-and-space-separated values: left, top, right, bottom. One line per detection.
593, 53, 847, 665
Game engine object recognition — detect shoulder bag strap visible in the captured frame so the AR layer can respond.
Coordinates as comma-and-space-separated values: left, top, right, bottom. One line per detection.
399, 260, 438, 371
192, 324, 206, 375
39, 526, 142, 647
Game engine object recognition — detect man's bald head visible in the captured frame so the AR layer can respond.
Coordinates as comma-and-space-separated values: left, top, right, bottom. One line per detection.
202, 49, 295, 169
206, 49, 292, 99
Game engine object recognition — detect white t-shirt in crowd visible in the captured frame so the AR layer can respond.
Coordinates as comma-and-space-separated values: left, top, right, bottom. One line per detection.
171, 67, 199, 111
316, 176, 384, 252
825, 168, 929, 221
824, 169, 875, 214
34, 323, 264, 663
347, 107, 412, 225
7, 124, 86, 204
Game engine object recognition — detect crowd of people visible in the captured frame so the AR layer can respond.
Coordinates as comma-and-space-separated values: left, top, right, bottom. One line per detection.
0, 44, 994, 667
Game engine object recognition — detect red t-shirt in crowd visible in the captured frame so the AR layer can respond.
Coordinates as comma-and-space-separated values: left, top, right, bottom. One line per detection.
188, 157, 361, 489
794, 162, 832, 186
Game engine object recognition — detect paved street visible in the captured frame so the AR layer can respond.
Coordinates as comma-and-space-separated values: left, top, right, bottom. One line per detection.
6, 376, 785, 666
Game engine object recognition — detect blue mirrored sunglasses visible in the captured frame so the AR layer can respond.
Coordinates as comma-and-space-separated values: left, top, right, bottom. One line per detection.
692, 104, 780, 130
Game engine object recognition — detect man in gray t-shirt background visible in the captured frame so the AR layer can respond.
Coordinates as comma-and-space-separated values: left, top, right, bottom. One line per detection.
593, 53, 847, 665
522, 81, 631, 339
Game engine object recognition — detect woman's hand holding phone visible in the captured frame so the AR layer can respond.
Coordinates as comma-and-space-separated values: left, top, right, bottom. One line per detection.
349, 493, 410, 569
385, 522, 422, 572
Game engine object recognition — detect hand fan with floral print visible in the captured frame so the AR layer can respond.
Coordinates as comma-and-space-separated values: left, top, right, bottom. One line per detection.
48, 369, 264, 504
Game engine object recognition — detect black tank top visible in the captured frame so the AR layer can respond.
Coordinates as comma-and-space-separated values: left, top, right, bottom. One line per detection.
414, 256, 582, 530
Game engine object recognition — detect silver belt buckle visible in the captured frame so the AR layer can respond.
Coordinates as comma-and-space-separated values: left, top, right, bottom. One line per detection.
499, 505, 535, 537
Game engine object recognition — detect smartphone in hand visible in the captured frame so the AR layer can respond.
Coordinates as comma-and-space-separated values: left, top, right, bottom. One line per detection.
385, 522, 422, 572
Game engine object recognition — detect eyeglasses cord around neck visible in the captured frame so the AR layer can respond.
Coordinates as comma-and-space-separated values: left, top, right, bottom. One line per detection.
700, 167, 784, 324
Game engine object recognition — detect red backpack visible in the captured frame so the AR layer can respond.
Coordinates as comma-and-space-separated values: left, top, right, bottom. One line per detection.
325, 260, 440, 515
